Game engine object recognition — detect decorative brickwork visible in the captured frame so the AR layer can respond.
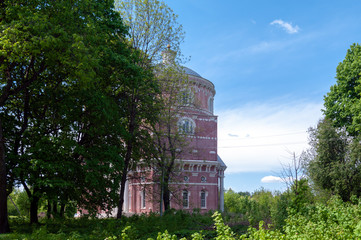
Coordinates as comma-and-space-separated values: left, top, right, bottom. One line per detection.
122, 59, 226, 214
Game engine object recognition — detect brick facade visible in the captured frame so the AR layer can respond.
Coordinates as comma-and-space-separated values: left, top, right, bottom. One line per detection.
122, 54, 227, 214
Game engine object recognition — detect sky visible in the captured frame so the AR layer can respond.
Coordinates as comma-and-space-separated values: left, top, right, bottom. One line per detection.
164, 0, 361, 193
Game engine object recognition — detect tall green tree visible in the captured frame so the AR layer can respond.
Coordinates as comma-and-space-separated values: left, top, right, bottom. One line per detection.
0, 0, 95, 230
115, 0, 185, 64
324, 43, 361, 135
114, 0, 185, 218
0, 0, 140, 228
150, 62, 191, 213
306, 118, 361, 201
115, 49, 160, 220
314, 43, 361, 201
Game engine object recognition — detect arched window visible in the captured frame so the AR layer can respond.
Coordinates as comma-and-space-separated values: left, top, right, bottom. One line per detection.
141, 189, 146, 209
200, 191, 206, 208
182, 190, 189, 208
178, 117, 195, 134
179, 89, 194, 106
208, 97, 214, 113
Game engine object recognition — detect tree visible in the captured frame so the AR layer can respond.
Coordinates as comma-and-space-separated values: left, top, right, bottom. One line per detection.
309, 44, 361, 202
324, 43, 361, 135
224, 189, 243, 213
1, 0, 144, 228
114, 0, 186, 217
115, 0, 185, 64
278, 151, 305, 196
115, 49, 160, 220
305, 118, 361, 201
150, 61, 191, 213
0, 0, 98, 230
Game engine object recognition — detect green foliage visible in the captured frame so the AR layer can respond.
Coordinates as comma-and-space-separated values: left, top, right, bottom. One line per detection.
115, 0, 185, 63
7, 189, 30, 217
324, 43, 361, 135
1, 0, 162, 226
212, 212, 235, 240
224, 188, 277, 227
3, 203, 361, 240
284, 196, 361, 239
240, 195, 361, 239
3, 211, 215, 239
306, 118, 361, 201
288, 179, 314, 213
240, 221, 285, 240
270, 193, 290, 230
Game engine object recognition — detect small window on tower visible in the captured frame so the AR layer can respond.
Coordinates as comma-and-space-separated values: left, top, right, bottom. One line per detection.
178, 118, 195, 134
208, 97, 214, 113
141, 189, 146, 209
201, 191, 206, 208
182, 190, 189, 208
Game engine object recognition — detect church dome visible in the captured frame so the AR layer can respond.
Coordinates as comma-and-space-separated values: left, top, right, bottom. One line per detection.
182, 66, 202, 78
161, 47, 203, 78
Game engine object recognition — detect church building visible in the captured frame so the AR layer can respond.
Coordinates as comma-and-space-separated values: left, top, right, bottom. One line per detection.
121, 49, 227, 214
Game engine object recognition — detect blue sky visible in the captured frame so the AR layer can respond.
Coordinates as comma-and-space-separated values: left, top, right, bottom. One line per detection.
164, 0, 361, 193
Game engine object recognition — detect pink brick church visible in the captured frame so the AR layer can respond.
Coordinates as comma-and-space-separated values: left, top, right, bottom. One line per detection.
120, 50, 227, 214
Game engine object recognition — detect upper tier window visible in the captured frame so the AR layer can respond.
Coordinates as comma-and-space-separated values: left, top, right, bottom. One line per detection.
208, 97, 214, 113
178, 117, 195, 134
179, 89, 194, 106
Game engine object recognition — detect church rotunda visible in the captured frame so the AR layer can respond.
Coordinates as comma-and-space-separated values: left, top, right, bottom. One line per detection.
121, 48, 227, 214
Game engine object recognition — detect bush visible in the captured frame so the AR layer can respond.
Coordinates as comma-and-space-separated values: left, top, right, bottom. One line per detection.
241, 195, 361, 239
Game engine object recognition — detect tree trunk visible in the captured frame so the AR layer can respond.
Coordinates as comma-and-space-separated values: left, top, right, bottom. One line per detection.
29, 195, 39, 224
0, 118, 10, 233
116, 171, 127, 220
52, 201, 58, 217
47, 200, 51, 219
116, 133, 134, 220
163, 183, 170, 211
162, 173, 171, 211
60, 203, 65, 218
117, 102, 136, 220
117, 141, 133, 219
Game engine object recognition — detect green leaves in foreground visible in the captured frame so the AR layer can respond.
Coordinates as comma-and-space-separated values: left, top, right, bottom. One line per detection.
117, 197, 361, 240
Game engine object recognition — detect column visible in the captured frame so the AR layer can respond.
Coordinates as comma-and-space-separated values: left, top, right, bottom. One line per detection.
219, 171, 225, 212
123, 179, 129, 213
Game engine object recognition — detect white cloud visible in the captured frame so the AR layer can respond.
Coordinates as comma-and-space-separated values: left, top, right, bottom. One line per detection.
217, 99, 323, 173
228, 133, 239, 137
270, 19, 300, 34
261, 176, 282, 183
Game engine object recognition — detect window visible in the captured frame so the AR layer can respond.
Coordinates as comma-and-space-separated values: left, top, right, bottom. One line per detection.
141, 189, 146, 209
201, 176, 207, 183
182, 190, 189, 208
129, 190, 132, 210
178, 118, 195, 134
184, 176, 189, 182
179, 89, 194, 105
201, 191, 206, 208
208, 97, 214, 113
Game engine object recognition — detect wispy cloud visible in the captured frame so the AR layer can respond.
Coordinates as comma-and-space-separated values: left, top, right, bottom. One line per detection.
270, 19, 300, 34
208, 34, 310, 64
217, 99, 323, 173
228, 133, 239, 137
261, 176, 282, 183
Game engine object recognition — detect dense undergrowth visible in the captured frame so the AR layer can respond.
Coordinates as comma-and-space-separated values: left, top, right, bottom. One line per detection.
0, 210, 247, 240
1, 196, 361, 239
